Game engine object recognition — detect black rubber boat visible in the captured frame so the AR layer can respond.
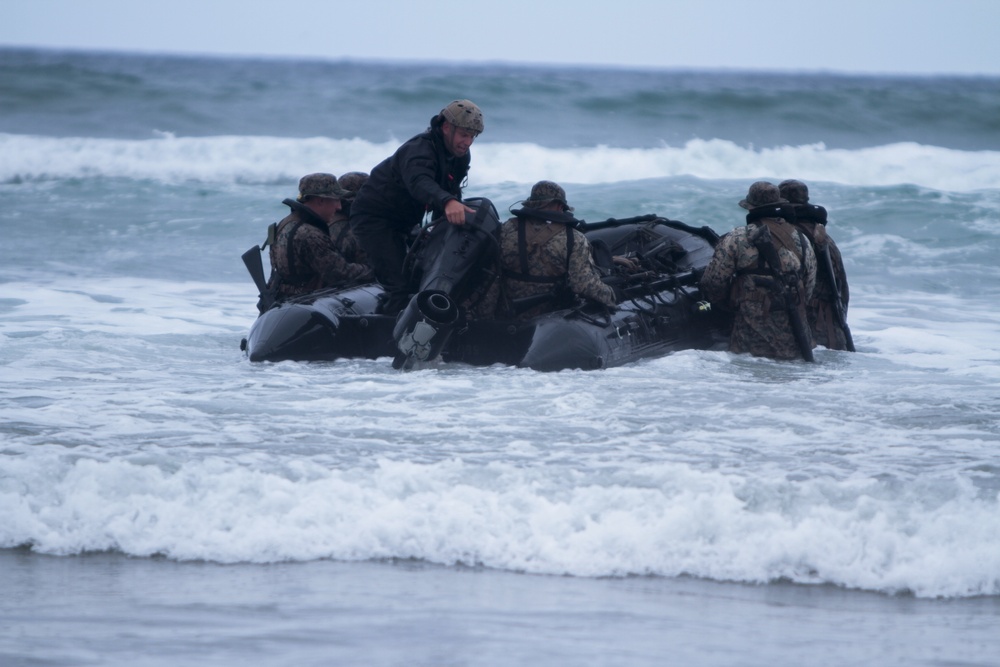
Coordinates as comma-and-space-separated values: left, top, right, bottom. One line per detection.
241, 198, 729, 371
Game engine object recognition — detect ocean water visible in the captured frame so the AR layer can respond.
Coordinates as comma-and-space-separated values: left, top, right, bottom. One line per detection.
2, 47, 1000, 666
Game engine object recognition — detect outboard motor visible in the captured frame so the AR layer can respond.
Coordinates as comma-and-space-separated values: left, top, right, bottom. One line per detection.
391, 197, 502, 370
391, 289, 460, 370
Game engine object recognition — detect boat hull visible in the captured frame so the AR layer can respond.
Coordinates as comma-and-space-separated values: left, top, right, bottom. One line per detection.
242, 213, 730, 370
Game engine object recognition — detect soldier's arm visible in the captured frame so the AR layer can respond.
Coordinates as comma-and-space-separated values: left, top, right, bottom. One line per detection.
304, 234, 374, 287
699, 233, 739, 305
568, 234, 616, 306
398, 140, 460, 215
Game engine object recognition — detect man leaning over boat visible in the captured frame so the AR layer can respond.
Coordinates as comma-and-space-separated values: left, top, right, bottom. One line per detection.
350, 99, 485, 316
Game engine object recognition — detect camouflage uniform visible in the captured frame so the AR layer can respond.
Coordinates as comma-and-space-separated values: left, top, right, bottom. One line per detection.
779, 180, 851, 350
267, 174, 374, 301
326, 218, 370, 276
337, 171, 368, 222
326, 171, 371, 274
700, 182, 817, 360
497, 181, 616, 319
338, 171, 369, 200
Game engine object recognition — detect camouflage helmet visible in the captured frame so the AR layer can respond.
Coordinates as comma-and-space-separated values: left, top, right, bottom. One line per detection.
297, 173, 349, 202
440, 99, 485, 134
338, 171, 369, 200
778, 179, 810, 204
523, 180, 573, 211
739, 181, 785, 210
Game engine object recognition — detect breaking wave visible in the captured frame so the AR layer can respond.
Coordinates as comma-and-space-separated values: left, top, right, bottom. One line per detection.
3, 132, 999, 192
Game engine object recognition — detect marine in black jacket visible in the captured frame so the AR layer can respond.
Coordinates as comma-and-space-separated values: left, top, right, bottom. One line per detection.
350, 99, 485, 315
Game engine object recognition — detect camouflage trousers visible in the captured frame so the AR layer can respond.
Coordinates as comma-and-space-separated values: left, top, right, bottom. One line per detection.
729, 297, 813, 360
808, 299, 849, 351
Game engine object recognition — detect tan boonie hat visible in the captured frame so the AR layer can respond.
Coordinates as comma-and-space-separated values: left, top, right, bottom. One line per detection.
523, 180, 573, 211
297, 173, 349, 201
441, 99, 485, 134
739, 181, 786, 210
778, 179, 810, 204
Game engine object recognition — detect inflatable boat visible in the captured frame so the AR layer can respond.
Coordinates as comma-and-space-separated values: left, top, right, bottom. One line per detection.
240, 199, 729, 371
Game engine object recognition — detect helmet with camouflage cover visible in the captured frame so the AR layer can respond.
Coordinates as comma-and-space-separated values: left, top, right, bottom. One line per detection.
739, 181, 785, 210
440, 99, 484, 134
297, 173, 349, 202
522, 180, 573, 212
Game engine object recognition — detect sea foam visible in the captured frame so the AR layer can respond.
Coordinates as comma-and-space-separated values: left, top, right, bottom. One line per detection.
2, 453, 998, 598
2, 133, 999, 192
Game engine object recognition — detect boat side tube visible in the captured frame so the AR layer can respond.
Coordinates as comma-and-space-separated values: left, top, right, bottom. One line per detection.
243, 284, 387, 362
244, 302, 340, 362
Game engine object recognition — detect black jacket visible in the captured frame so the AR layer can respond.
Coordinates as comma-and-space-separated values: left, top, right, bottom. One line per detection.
351, 123, 470, 232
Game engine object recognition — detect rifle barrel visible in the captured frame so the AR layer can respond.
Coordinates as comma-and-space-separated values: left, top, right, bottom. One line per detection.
818, 243, 855, 351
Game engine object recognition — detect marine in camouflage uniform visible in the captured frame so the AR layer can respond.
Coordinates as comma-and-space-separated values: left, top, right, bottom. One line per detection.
497, 181, 616, 320
779, 179, 851, 350
267, 173, 374, 301
325, 171, 371, 275
336, 171, 369, 223
700, 181, 817, 360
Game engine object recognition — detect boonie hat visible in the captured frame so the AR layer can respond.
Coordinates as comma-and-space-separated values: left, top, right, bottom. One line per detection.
338, 171, 369, 200
739, 181, 786, 210
778, 179, 810, 204
297, 173, 349, 201
523, 180, 573, 211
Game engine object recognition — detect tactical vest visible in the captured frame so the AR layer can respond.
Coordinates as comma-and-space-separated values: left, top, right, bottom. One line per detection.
502, 218, 575, 297
734, 218, 809, 312
264, 199, 331, 291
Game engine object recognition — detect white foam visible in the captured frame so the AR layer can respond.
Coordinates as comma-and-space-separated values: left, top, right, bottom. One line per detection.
3, 133, 999, 192
2, 454, 997, 598
0, 277, 250, 336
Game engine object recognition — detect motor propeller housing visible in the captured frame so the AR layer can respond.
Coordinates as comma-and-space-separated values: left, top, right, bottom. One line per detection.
391, 289, 460, 370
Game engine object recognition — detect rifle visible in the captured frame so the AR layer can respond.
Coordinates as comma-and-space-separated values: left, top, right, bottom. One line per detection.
619, 270, 699, 299
241, 245, 276, 313
510, 291, 559, 315
817, 242, 856, 351
749, 225, 815, 362
509, 284, 579, 315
